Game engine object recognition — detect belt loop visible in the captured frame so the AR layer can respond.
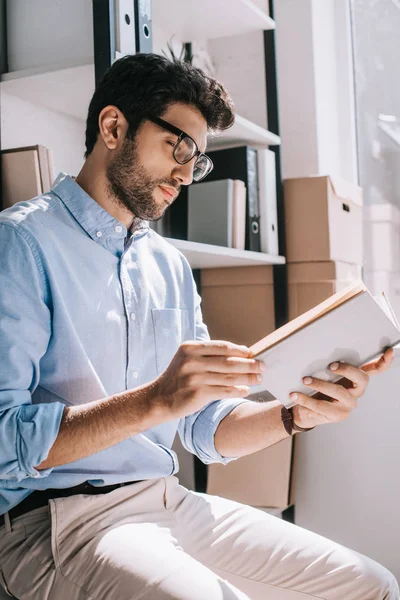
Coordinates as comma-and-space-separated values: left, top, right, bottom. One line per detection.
4, 513, 12, 535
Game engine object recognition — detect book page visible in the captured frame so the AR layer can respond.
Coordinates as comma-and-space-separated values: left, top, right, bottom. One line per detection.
374, 292, 400, 329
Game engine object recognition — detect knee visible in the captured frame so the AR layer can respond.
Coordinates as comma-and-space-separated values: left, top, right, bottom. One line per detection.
359, 560, 399, 600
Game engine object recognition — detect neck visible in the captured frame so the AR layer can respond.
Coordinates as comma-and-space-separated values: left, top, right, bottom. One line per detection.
75, 156, 136, 230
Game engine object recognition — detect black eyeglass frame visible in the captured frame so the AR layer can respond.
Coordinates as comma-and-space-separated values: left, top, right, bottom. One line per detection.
149, 116, 214, 181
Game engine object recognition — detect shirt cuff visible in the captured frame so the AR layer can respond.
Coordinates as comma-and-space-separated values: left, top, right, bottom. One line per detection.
16, 402, 65, 480
192, 398, 249, 465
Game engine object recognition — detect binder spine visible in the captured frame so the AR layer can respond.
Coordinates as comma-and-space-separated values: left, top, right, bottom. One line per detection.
246, 148, 261, 252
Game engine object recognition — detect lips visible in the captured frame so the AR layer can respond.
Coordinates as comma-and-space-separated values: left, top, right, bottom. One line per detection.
159, 185, 177, 202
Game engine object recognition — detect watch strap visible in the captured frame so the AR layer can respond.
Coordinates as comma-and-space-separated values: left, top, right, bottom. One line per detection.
281, 406, 316, 435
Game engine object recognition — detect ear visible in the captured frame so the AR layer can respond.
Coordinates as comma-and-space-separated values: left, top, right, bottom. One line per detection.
98, 105, 128, 151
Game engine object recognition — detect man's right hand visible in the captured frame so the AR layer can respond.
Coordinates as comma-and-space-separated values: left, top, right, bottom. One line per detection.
150, 340, 265, 420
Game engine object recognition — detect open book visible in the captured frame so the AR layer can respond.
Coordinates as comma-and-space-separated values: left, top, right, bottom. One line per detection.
249, 282, 400, 408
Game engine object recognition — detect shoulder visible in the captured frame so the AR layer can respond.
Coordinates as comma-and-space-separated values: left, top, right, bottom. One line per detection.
0, 193, 59, 237
0, 194, 61, 275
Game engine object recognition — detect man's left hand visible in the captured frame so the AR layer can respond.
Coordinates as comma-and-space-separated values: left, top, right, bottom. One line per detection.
290, 348, 395, 430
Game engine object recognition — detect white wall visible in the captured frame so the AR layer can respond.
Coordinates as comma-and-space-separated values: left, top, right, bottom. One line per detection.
208, 30, 268, 129
293, 361, 400, 578
275, 0, 400, 581
275, 0, 357, 182
1, 91, 86, 177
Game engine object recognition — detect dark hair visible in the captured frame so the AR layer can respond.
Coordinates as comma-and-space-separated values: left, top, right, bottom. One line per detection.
84, 53, 235, 157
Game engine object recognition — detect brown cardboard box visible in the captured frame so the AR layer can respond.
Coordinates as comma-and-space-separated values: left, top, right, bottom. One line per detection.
284, 176, 363, 264
200, 266, 275, 347
287, 261, 362, 320
207, 435, 294, 508
1, 145, 54, 208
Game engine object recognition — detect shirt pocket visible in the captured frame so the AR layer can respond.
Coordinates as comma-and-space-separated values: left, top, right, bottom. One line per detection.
152, 308, 192, 375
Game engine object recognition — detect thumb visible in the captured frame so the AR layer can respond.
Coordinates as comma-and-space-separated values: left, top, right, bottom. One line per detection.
362, 348, 394, 375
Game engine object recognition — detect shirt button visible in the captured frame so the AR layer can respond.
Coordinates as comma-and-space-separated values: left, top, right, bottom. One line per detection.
130, 312, 136, 321
115, 225, 123, 233
96, 231, 103, 238
133, 371, 139, 379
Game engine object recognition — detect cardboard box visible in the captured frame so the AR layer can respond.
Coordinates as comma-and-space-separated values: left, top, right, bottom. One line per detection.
2, 145, 54, 208
364, 204, 400, 272
200, 266, 275, 347
207, 435, 294, 509
284, 176, 363, 264
287, 261, 363, 320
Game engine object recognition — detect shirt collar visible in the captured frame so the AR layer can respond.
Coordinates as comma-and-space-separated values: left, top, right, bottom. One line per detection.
51, 173, 149, 248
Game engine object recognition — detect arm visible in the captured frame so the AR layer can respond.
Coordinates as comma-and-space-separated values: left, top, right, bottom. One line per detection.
36, 384, 167, 470
0, 223, 168, 476
0, 223, 64, 481
0, 224, 260, 476
46, 337, 259, 470
177, 281, 259, 465
214, 399, 289, 459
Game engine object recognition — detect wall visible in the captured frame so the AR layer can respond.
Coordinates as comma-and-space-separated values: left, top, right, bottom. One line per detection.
275, 0, 400, 580
1, 92, 85, 177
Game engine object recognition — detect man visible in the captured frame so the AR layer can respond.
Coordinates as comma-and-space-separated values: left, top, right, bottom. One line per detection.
0, 53, 397, 600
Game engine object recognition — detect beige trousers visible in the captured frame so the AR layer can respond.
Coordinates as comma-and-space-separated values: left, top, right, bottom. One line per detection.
0, 476, 397, 600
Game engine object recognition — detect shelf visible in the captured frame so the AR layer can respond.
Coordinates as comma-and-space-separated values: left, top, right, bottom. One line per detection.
1, 62, 94, 121
209, 114, 280, 149
1, 64, 280, 148
152, 0, 275, 42
165, 238, 285, 269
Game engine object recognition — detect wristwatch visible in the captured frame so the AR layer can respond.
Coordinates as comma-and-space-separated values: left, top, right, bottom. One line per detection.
281, 406, 316, 436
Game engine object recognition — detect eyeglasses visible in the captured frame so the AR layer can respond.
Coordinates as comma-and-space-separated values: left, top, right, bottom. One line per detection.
149, 116, 214, 182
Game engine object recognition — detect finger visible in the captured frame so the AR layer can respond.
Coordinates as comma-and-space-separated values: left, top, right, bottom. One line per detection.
184, 340, 251, 358
198, 371, 263, 387
328, 362, 369, 391
197, 356, 266, 374
289, 392, 339, 421
205, 384, 250, 399
362, 348, 394, 375
302, 376, 357, 409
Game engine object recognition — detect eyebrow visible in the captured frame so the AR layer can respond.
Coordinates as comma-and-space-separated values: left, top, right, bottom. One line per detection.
155, 118, 207, 155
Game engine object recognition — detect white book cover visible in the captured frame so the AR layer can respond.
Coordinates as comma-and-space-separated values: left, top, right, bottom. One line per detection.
257, 148, 279, 255
249, 286, 400, 407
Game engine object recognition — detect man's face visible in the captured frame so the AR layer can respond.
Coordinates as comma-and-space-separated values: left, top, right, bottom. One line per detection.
105, 102, 208, 222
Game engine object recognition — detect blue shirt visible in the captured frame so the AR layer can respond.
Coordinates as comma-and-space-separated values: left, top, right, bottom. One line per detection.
0, 173, 247, 515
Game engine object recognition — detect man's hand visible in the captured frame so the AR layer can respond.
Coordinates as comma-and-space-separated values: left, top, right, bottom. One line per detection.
290, 348, 394, 430
150, 341, 264, 420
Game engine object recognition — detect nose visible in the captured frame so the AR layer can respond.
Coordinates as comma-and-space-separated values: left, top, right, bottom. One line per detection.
172, 159, 195, 186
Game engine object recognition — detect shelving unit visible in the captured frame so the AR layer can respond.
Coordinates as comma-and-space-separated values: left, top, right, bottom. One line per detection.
0, 0, 286, 314
0, 0, 294, 524
166, 238, 285, 269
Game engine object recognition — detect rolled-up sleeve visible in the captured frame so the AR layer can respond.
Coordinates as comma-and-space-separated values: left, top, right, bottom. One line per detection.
177, 281, 248, 464
0, 223, 64, 481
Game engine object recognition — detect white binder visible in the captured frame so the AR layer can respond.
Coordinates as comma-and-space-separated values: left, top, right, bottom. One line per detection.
257, 148, 279, 255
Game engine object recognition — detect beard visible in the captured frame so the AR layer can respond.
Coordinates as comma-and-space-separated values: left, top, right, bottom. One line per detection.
105, 136, 179, 222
